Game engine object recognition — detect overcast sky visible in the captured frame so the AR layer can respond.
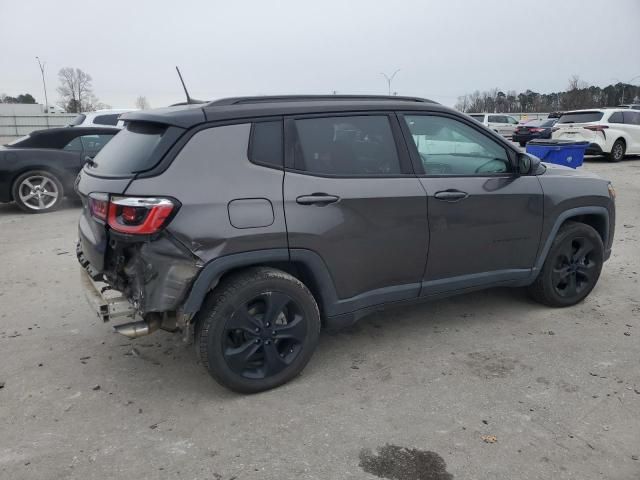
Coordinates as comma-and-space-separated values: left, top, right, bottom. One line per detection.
2, 0, 639, 108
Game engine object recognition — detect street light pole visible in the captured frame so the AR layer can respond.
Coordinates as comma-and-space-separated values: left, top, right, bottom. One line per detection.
380, 69, 400, 96
35, 57, 49, 114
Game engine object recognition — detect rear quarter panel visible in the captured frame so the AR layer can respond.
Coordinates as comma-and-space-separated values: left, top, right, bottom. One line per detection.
124, 123, 287, 262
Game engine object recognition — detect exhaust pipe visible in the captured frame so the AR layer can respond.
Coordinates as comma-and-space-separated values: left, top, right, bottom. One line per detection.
113, 314, 161, 339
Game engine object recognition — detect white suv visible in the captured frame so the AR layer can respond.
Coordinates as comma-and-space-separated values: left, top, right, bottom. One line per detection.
552, 109, 640, 162
68, 109, 135, 128
469, 113, 520, 138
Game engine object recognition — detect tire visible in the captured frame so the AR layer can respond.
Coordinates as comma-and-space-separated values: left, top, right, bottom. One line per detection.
195, 267, 321, 393
12, 170, 64, 213
607, 139, 625, 162
528, 222, 604, 308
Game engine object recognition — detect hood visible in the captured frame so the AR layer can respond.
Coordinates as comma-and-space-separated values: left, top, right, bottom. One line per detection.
540, 162, 602, 180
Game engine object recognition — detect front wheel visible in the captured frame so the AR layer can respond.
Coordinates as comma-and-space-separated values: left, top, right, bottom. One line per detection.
195, 267, 321, 393
528, 222, 604, 307
12, 170, 64, 213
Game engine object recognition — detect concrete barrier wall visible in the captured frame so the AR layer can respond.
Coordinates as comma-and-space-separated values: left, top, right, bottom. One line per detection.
0, 114, 77, 144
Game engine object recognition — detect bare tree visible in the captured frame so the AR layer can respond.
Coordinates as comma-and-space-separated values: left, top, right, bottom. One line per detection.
135, 96, 150, 110
56, 67, 99, 113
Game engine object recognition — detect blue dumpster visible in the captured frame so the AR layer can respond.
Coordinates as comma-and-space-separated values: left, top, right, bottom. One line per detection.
526, 139, 589, 169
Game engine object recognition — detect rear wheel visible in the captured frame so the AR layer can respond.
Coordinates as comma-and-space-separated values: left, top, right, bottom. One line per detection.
608, 139, 625, 162
528, 222, 604, 307
12, 170, 64, 213
195, 267, 321, 393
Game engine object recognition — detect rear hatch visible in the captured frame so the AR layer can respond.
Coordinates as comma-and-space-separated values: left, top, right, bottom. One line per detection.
76, 121, 182, 272
552, 111, 605, 143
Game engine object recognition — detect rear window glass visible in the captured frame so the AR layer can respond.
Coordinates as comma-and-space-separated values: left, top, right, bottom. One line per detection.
541, 119, 556, 127
87, 122, 166, 175
248, 121, 283, 168
69, 114, 86, 126
557, 111, 604, 123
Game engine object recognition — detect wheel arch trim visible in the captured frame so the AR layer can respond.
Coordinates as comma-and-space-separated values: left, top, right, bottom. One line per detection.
532, 206, 610, 277
181, 248, 342, 316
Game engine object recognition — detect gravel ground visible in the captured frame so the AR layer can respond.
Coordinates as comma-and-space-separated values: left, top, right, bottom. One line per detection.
0, 156, 639, 480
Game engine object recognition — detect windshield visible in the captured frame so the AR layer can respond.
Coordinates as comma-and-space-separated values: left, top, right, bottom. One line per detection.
86, 122, 167, 176
557, 111, 604, 124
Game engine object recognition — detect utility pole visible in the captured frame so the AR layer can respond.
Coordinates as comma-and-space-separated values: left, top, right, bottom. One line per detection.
380, 69, 400, 96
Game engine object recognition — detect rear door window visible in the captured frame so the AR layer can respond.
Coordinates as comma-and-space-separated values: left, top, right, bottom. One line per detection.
623, 111, 640, 125
557, 111, 604, 123
293, 115, 401, 176
86, 122, 167, 176
93, 114, 119, 126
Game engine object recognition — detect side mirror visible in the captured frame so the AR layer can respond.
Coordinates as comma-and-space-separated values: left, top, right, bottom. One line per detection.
84, 155, 96, 167
517, 153, 540, 175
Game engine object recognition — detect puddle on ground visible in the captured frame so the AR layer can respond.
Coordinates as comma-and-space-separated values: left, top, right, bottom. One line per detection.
359, 444, 453, 480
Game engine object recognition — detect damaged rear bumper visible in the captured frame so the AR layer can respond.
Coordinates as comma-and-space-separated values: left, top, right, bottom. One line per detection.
79, 266, 136, 323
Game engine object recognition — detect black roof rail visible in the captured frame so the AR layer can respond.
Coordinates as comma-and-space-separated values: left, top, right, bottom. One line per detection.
206, 95, 437, 107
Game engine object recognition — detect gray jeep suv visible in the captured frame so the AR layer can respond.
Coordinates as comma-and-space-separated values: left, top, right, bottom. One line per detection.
76, 95, 616, 393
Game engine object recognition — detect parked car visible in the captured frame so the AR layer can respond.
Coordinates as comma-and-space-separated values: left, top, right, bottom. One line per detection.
617, 104, 640, 110
512, 118, 557, 146
552, 108, 640, 161
0, 127, 118, 212
468, 113, 520, 138
68, 109, 135, 128
76, 95, 615, 393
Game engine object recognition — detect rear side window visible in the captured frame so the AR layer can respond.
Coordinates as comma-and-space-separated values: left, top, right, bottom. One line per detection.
470, 115, 484, 122
87, 122, 166, 175
608, 112, 624, 123
248, 121, 283, 168
557, 111, 604, 123
93, 114, 119, 126
293, 115, 401, 176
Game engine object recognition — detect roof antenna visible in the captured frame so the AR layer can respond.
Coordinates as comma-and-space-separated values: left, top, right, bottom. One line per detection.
176, 66, 193, 104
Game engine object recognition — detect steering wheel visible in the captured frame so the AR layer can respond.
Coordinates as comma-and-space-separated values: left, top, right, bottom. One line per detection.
475, 158, 506, 174
420, 153, 452, 175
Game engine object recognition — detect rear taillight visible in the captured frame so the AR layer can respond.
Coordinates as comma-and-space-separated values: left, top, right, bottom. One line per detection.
529, 128, 544, 133
88, 194, 178, 234
583, 125, 608, 132
108, 197, 177, 234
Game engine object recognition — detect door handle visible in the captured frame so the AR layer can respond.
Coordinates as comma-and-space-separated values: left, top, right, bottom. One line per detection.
296, 194, 340, 206
434, 189, 469, 202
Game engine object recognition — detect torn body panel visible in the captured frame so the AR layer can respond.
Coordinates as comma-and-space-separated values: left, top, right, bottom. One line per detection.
102, 233, 202, 317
